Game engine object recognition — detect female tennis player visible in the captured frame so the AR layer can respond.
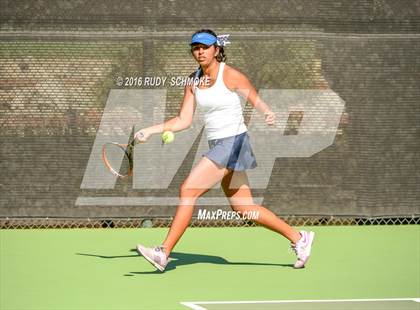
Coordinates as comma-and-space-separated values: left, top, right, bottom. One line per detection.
134, 29, 314, 271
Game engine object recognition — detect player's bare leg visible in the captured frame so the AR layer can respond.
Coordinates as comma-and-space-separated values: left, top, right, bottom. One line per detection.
221, 170, 301, 243
161, 157, 229, 257
221, 170, 315, 268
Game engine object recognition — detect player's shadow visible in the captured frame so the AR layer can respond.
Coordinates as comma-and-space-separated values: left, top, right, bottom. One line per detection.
128, 249, 294, 274
76, 250, 294, 275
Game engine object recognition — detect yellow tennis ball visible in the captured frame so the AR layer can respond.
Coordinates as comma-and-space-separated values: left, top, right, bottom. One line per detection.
161, 131, 174, 144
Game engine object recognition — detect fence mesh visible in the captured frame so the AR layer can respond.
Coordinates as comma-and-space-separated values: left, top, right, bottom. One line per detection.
1, 1, 419, 227
1, 216, 418, 229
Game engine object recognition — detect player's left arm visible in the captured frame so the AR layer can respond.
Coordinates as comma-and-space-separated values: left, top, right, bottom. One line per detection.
224, 65, 276, 125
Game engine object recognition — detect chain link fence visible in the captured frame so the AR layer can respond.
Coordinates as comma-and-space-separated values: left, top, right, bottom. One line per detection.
1, 215, 418, 229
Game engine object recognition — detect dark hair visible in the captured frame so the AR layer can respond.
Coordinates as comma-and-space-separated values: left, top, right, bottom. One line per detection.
190, 29, 227, 63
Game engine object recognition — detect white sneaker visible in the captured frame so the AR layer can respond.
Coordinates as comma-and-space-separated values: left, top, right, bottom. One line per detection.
291, 230, 315, 269
136, 244, 169, 272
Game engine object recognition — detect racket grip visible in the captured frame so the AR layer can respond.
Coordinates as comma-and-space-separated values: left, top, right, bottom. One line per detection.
132, 131, 144, 145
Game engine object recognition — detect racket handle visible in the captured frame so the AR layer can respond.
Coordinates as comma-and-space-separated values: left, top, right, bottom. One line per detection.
131, 131, 145, 146
128, 139, 138, 147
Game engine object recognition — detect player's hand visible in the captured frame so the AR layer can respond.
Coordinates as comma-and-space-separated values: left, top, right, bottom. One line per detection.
134, 129, 151, 143
264, 111, 276, 126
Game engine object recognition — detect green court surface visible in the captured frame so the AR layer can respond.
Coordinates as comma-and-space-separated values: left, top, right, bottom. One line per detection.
182, 299, 420, 310
1, 226, 419, 310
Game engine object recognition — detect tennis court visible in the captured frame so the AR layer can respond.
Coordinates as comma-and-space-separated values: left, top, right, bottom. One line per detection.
1, 226, 419, 309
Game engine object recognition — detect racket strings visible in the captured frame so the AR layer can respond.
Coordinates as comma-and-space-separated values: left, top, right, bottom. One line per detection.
102, 142, 134, 178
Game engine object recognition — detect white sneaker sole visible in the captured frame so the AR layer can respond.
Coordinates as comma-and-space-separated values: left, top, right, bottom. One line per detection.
136, 245, 166, 272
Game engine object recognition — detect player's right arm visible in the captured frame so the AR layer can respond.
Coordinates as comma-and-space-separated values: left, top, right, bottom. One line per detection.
135, 79, 196, 142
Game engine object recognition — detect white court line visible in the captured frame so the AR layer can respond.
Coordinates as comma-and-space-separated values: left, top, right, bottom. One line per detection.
181, 303, 207, 310
181, 298, 420, 310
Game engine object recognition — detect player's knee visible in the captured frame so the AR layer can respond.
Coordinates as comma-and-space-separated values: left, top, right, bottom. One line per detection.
229, 201, 256, 213
179, 181, 201, 201
230, 204, 245, 214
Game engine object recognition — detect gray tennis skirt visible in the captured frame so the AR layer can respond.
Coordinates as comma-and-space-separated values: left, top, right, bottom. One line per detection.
203, 131, 257, 171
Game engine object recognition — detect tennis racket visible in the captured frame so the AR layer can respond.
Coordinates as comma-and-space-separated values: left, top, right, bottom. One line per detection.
102, 132, 143, 178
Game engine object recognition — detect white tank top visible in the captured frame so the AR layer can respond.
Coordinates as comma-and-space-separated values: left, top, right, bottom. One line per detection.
194, 62, 247, 140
